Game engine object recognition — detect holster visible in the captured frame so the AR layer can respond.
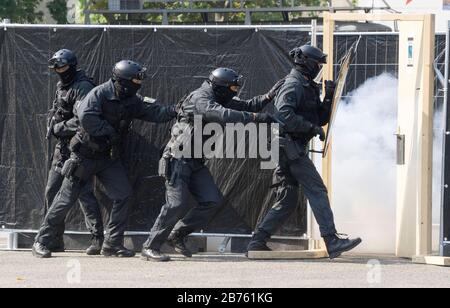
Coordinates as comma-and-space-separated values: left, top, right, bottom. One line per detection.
61, 157, 81, 179
69, 135, 82, 153
168, 121, 194, 157
158, 148, 172, 180
278, 135, 307, 161
61, 156, 90, 183
158, 157, 170, 179
110, 145, 120, 161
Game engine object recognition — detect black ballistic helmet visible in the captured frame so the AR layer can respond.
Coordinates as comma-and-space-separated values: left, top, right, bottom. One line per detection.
209, 68, 243, 104
290, 45, 327, 78
290, 45, 328, 65
48, 49, 78, 69
112, 60, 147, 98
112, 60, 147, 82
209, 68, 243, 88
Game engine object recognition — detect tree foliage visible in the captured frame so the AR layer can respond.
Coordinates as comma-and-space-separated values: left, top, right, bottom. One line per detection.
0, 0, 44, 23
47, 0, 68, 24
83, 0, 330, 24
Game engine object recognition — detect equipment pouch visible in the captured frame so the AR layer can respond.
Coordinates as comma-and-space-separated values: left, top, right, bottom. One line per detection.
278, 136, 300, 161
69, 136, 82, 153
158, 156, 171, 179
61, 157, 80, 179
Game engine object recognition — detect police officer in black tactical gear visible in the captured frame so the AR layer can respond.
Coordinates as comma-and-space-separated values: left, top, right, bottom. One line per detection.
141, 67, 285, 262
32, 60, 178, 258
45, 49, 104, 255
246, 45, 362, 259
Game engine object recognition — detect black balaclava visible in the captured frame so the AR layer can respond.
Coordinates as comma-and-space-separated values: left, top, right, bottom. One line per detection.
114, 79, 141, 99
211, 83, 237, 105
58, 65, 78, 86
296, 61, 321, 80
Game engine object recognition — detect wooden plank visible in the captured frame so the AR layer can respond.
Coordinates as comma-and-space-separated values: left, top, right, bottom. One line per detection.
417, 14, 435, 257
322, 13, 335, 199
328, 13, 426, 22
0, 232, 15, 250
412, 256, 450, 267
396, 20, 423, 257
0, 237, 8, 250
247, 249, 328, 260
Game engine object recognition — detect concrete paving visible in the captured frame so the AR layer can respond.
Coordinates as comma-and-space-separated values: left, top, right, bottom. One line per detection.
1, 250, 450, 288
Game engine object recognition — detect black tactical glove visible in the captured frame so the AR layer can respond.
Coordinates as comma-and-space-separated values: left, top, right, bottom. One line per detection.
118, 119, 131, 132
52, 121, 65, 137
265, 78, 286, 101
107, 132, 122, 160
324, 80, 336, 101
254, 112, 276, 124
311, 125, 326, 141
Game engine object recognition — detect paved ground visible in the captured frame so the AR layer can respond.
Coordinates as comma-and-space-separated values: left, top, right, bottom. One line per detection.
0, 250, 449, 288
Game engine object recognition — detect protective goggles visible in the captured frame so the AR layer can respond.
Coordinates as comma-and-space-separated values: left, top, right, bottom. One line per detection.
48, 57, 70, 69
309, 55, 327, 65
234, 75, 244, 87
226, 76, 243, 92
134, 67, 148, 81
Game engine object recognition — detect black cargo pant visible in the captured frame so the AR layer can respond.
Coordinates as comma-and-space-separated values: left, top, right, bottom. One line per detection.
45, 167, 104, 241
143, 158, 223, 250
37, 153, 132, 248
255, 151, 337, 238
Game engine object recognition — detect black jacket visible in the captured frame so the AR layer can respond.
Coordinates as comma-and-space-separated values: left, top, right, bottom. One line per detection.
275, 68, 332, 145
74, 79, 177, 155
49, 70, 95, 138
179, 81, 270, 125
167, 81, 271, 158
48, 70, 95, 166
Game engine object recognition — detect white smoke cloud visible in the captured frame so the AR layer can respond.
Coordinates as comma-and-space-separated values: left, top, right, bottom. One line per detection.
330, 73, 444, 254
332, 73, 398, 254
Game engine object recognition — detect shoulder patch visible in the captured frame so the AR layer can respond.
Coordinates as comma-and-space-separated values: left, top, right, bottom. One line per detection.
286, 92, 297, 104
144, 97, 157, 104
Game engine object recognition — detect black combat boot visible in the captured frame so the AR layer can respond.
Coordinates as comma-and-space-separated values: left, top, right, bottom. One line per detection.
86, 236, 104, 256
168, 231, 192, 257
48, 237, 65, 253
142, 248, 171, 262
246, 231, 271, 256
101, 244, 135, 258
32, 242, 52, 258
324, 233, 362, 259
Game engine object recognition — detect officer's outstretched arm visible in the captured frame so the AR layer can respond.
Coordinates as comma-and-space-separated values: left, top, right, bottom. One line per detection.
226, 95, 271, 113
77, 93, 117, 137
134, 96, 177, 123
201, 98, 255, 125
225, 78, 286, 112
52, 116, 78, 138
192, 94, 255, 125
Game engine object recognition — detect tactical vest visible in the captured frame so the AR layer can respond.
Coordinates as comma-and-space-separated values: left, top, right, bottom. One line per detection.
101, 99, 133, 135
164, 93, 196, 158
295, 79, 322, 126
54, 75, 96, 130
52, 76, 95, 166
54, 88, 74, 124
